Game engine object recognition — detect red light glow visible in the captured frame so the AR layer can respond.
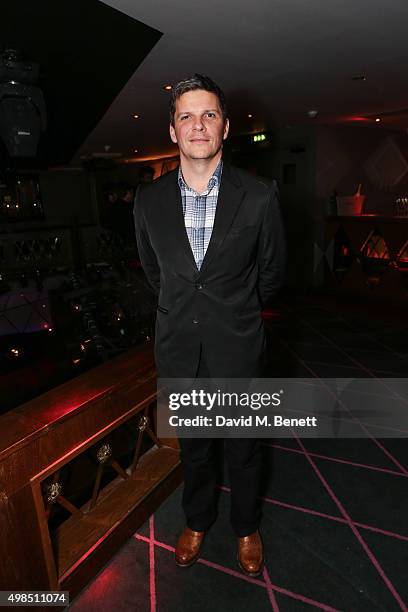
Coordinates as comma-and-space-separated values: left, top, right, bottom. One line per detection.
348, 116, 371, 122
262, 310, 283, 320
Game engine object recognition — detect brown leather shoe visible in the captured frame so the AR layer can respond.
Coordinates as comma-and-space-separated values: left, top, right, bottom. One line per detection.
175, 527, 205, 567
237, 530, 264, 577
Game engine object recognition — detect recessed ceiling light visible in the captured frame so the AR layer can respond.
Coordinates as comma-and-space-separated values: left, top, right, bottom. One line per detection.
163, 84, 172, 90
375, 118, 381, 122
134, 149, 138, 153
247, 114, 253, 118
307, 110, 318, 118
133, 114, 140, 119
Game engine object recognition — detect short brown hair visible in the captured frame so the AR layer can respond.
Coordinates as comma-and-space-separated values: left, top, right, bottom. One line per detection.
169, 73, 227, 127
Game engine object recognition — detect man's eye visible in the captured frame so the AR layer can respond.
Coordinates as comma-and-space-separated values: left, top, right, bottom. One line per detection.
180, 115, 189, 120
206, 113, 216, 118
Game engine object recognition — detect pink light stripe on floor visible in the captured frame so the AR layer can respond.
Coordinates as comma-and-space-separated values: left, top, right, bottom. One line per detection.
263, 566, 280, 611
218, 485, 408, 543
293, 433, 408, 612
149, 515, 157, 612
263, 442, 408, 478
351, 521, 408, 543
134, 533, 341, 611
280, 339, 408, 476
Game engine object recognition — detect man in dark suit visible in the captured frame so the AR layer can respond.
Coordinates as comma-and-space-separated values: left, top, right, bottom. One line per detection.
134, 74, 286, 577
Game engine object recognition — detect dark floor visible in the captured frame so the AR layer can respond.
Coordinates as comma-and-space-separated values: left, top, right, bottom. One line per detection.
67, 296, 408, 612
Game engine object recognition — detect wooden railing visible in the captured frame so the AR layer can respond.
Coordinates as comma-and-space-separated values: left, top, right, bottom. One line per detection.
0, 342, 181, 607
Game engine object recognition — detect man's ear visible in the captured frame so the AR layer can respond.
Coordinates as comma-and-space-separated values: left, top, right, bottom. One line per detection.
223, 118, 230, 141
169, 123, 178, 144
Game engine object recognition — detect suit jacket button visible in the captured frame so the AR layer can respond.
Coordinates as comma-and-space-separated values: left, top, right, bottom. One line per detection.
192, 318, 199, 324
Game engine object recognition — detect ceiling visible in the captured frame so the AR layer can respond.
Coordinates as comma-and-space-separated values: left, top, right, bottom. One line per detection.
12, 0, 408, 165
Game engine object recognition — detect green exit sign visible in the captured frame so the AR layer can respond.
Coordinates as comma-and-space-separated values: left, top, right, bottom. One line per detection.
253, 133, 266, 143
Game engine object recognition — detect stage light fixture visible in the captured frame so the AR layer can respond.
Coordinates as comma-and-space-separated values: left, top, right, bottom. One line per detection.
0, 48, 47, 157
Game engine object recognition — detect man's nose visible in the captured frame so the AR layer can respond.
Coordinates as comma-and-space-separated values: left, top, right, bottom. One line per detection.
192, 116, 205, 130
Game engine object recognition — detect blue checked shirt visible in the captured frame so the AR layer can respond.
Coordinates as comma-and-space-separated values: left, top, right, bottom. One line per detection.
178, 160, 223, 270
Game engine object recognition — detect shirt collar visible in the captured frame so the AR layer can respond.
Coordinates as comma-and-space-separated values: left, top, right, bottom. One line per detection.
178, 159, 223, 194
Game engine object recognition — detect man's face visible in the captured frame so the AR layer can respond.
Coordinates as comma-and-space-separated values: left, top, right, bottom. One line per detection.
169, 89, 229, 161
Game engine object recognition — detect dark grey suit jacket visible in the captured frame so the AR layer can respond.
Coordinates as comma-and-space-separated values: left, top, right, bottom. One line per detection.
134, 162, 286, 378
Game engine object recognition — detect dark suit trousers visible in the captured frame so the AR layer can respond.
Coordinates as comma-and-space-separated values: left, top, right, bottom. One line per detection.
177, 346, 262, 537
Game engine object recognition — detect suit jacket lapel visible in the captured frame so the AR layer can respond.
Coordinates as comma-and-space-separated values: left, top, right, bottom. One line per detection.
160, 162, 245, 275
200, 162, 245, 274
161, 168, 198, 273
